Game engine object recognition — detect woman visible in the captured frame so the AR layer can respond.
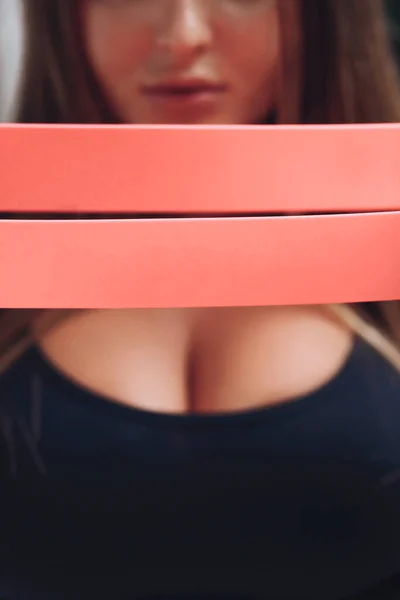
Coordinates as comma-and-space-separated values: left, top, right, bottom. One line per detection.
1, 1, 400, 598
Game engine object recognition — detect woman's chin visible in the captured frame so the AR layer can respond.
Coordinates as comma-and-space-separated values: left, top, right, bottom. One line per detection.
127, 107, 242, 126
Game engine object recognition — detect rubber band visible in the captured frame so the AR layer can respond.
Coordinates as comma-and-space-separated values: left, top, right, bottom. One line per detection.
0, 213, 398, 307
1, 124, 400, 214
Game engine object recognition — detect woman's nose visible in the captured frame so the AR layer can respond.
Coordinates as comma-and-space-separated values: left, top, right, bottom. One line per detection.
157, 0, 212, 65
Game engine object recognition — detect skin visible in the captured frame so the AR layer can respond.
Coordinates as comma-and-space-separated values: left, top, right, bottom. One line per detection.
37, 0, 354, 414
82, 0, 280, 124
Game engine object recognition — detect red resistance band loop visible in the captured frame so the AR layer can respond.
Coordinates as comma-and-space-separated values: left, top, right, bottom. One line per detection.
1, 124, 400, 214
0, 215, 398, 308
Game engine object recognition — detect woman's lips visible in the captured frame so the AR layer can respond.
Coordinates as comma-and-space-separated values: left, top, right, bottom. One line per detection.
141, 81, 228, 110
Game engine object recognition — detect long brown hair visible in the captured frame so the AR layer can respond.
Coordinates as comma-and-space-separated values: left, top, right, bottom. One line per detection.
7, 0, 400, 124
1, 0, 400, 372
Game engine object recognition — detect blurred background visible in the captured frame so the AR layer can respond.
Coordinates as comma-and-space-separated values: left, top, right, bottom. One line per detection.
387, 0, 400, 62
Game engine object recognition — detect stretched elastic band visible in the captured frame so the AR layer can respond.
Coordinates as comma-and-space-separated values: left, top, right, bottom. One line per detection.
0, 213, 398, 307
1, 124, 400, 214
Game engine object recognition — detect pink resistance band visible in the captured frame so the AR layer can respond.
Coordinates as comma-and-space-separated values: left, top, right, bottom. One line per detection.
0, 125, 399, 307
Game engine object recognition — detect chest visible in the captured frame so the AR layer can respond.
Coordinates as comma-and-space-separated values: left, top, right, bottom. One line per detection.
36, 306, 353, 414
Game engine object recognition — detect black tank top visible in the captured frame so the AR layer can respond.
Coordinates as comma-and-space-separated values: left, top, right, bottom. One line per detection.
1, 338, 400, 599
